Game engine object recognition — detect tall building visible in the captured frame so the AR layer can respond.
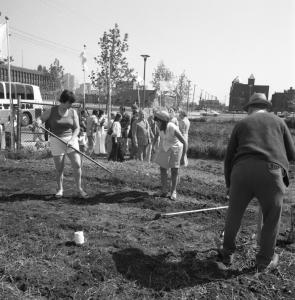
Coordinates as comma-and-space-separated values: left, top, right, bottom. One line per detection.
62, 73, 75, 91
229, 74, 269, 111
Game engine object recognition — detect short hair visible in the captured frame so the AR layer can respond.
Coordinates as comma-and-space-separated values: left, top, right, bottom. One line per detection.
114, 112, 122, 121
92, 109, 98, 115
59, 90, 76, 103
98, 109, 104, 116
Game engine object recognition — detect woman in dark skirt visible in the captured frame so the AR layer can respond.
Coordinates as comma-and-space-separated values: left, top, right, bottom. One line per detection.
108, 113, 124, 162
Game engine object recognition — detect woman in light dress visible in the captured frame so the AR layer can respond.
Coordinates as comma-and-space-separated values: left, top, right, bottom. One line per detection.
178, 110, 190, 166
94, 110, 106, 155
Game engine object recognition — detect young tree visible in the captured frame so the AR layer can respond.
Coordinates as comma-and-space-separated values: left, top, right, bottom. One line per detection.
175, 71, 190, 109
152, 61, 174, 91
49, 58, 64, 91
90, 23, 135, 119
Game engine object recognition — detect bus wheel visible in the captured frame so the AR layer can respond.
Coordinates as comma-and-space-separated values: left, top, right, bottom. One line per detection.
21, 112, 32, 127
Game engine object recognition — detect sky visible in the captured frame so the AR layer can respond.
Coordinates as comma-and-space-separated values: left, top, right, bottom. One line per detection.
0, 0, 294, 105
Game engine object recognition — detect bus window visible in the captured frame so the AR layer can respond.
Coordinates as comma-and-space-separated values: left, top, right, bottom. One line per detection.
16, 84, 26, 100
21, 104, 25, 109
25, 85, 34, 100
3, 104, 10, 109
0, 83, 4, 99
5, 83, 16, 99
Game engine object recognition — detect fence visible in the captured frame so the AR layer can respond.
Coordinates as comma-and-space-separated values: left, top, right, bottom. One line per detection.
0, 98, 83, 152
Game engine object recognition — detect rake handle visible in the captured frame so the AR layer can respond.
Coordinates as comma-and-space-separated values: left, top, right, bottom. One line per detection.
40, 126, 113, 175
160, 205, 229, 218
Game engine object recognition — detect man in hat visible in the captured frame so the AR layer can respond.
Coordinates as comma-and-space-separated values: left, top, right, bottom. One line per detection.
219, 93, 295, 271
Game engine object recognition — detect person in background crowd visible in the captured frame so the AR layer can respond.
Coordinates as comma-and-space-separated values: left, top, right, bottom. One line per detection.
133, 110, 153, 161
178, 110, 190, 166
4, 115, 17, 150
120, 106, 131, 157
0, 123, 3, 149
94, 109, 106, 155
220, 93, 295, 272
86, 109, 98, 155
78, 127, 87, 154
128, 103, 139, 159
80, 110, 87, 131
147, 108, 159, 162
105, 112, 115, 155
153, 111, 187, 200
168, 107, 179, 126
108, 113, 124, 162
36, 90, 89, 199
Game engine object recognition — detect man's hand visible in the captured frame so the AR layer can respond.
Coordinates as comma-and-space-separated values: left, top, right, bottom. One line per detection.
226, 188, 230, 200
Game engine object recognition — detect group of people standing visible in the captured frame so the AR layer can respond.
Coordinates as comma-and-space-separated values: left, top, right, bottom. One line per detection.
34, 89, 294, 272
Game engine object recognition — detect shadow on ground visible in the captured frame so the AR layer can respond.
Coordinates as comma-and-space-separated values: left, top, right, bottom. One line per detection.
112, 247, 256, 291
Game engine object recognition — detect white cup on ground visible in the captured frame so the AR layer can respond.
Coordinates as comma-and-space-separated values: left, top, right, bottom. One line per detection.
74, 231, 85, 245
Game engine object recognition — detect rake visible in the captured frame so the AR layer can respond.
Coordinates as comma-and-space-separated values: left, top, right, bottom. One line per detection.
39, 126, 123, 185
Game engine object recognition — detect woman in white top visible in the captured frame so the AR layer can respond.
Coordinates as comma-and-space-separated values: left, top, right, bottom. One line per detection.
153, 111, 187, 200
108, 113, 124, 162
178, 110, 190, 167
94, 110, 106, 155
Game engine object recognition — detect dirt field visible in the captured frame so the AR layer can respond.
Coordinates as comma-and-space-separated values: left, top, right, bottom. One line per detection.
0, 157, 295, 299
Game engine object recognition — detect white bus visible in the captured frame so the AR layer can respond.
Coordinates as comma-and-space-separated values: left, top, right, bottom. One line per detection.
0, 81, 43, 126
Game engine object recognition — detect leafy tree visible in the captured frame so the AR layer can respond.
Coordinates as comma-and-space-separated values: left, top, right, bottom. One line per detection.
175, 71, 191, 109
152, 61, 174, 91
90, 23, 135, 118
48, 58, 64, 91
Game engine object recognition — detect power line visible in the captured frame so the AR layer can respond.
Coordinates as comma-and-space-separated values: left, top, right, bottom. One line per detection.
11, 27, 97, 57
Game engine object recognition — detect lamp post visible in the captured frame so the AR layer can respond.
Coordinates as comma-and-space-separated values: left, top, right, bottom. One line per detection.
141, 54, 150, 108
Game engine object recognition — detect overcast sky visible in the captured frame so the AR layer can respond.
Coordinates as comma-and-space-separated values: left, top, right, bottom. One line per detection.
1, 0, 295, 104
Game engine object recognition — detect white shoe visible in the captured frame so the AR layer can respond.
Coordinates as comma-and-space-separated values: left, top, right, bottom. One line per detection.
55, 189, 63, 198
170, 191, 177, 200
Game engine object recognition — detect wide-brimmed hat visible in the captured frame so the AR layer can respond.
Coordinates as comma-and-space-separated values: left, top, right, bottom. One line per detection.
154, 111, 170, 122
243, 93, 271, 111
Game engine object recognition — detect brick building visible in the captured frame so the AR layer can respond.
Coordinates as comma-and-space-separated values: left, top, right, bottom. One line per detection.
229, 74, 269, 111
271, 87, 295, 113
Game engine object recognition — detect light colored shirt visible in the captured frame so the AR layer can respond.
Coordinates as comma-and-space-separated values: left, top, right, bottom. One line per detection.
112, 121, 122, 137
160, 122, 181, 152
86, 115, 98, 136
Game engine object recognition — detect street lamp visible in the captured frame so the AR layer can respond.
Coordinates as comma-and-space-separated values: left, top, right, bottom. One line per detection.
141, 54, 150, 108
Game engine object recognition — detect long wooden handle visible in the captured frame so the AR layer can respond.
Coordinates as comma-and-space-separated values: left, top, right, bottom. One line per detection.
40, 126, 113, 175
160, 206, 228, 217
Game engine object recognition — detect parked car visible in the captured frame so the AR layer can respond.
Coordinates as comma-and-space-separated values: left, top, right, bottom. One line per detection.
201, 110, 220, 117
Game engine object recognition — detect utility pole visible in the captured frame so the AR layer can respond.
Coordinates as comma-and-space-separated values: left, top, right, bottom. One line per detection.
141, 54, 150, 108
192, 84, 196, 111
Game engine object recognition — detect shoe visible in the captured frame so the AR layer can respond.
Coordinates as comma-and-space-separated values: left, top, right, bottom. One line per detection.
217, 248, 234, 266
55, 190, 63, 199
256, 253, 279, 272
77, 190, 90, 199
170, 191, 177, 201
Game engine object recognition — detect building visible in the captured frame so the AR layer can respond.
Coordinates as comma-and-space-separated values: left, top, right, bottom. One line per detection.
271, 87, 295, 113
229, 74, 269, 111
62, 73, 75, 91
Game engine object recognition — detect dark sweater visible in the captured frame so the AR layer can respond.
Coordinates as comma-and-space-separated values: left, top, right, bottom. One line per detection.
224, 112, 295, 187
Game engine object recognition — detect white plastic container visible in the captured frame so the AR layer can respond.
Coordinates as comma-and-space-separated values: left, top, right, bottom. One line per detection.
74, 231, 85, 245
